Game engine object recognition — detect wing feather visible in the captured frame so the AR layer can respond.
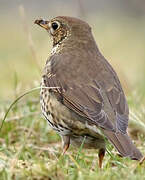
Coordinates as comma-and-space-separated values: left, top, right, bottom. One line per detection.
43, 53, 129, 134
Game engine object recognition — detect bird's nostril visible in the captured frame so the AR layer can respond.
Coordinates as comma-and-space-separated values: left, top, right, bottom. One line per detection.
40, 19, 45, 24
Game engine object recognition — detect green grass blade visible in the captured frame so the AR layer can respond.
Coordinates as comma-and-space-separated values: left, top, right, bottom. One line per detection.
0, 87, 41, 132
0, 86, 60, 132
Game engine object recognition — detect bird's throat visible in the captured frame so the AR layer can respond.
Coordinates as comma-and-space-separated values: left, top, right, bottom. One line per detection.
51, 44, 61, 56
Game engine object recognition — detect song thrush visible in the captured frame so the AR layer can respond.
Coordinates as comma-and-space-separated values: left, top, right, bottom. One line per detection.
35, 16, 143, 168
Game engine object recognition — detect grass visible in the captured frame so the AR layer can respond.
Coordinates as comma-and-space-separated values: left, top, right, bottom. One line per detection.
0, 94, 144, 180
0, 11, 145, 179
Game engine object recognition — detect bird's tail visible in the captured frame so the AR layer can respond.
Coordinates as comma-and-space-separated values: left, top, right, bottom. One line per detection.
102, 129, 143, 160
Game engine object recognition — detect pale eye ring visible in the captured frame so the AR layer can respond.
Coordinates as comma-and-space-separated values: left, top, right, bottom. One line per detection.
51, 21, 60, 30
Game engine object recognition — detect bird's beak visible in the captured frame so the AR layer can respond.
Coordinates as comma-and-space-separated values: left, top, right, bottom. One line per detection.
34, 19, 49, 30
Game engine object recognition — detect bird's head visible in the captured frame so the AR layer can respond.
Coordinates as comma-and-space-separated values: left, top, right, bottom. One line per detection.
34, 16, 92, 47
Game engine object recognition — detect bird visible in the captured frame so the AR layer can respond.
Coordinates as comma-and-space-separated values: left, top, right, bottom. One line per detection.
34, 16, 143, 168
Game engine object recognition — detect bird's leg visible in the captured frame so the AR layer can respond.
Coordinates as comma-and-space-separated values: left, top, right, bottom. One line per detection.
98, 148, 105, 168
61, 135, 70, 155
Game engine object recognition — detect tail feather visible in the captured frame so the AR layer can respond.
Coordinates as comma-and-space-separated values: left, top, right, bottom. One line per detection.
103, 129, 143, 160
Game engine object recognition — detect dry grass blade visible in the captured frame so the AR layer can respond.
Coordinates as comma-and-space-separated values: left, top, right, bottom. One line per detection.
139, 156, 145, 165
19, 4, 41, 73
67, 154, 81, 170
6, 112, 40, 122
77, 0, 86, 19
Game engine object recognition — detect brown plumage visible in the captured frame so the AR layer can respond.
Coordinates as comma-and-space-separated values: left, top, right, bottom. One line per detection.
35, 16, 143, 168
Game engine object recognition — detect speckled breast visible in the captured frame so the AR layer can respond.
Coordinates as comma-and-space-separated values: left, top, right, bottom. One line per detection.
40, 77, 74, 136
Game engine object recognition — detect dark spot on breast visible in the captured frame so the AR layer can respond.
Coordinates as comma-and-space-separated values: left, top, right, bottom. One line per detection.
46, 110, 50, 115
51, 113, 54, 118
44, 79, 46, 84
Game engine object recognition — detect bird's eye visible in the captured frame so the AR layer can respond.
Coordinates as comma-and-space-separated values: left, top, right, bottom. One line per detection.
51, 22, 59, 30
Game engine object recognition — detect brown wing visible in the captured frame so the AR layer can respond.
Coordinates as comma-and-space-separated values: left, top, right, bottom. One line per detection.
43, 52, 129, 134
